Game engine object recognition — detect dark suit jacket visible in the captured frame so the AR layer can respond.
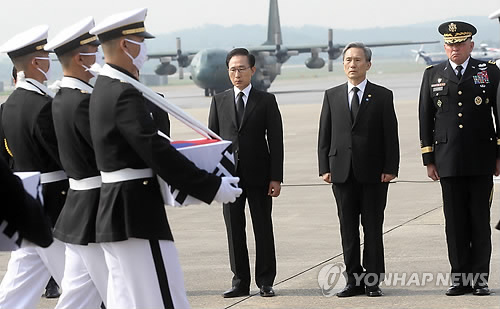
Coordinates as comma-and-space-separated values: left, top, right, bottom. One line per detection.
208, 87, 284, 187
318, 81, 400, 184
89, 64, 221, 242
419, 58, 500, 177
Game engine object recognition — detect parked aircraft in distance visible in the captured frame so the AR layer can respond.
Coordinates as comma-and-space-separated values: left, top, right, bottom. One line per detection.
412, 44, 500, 66
149, 0, 439, 96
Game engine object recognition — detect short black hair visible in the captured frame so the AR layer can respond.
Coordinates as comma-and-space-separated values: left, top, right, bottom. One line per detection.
226, 48, 255, 68
12, 66, 17, 82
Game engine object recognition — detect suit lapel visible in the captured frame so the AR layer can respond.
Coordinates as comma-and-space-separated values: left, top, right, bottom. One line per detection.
337, 83, 352, 126
460, 58, 476, 84
443, 61, 460, 85
223, 89, 238, 129
240, 87, 258, 131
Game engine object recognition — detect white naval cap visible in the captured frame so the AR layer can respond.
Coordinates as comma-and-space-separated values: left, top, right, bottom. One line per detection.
0, 25, 49, 58
89, 8, 154, 42
45, 16, 100, 56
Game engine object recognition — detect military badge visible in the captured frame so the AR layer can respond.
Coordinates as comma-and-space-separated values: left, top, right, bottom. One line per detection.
437, 100, 442, 107
449, 23, 457, 32
438, 78, 442, 83
475, 96, 482, 105
473, 71, 490, 84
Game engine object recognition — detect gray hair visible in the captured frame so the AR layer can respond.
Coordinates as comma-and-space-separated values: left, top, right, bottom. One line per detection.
342, 42, 372, 62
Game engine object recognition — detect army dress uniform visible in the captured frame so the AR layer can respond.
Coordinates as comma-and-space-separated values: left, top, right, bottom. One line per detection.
419, 22, 500, 290
0, 26, 67, 309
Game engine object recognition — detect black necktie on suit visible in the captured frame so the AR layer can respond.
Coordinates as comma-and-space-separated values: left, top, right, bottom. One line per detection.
351, 87, 360, 122
236, 92, 245, 127
456, 65, 463, 80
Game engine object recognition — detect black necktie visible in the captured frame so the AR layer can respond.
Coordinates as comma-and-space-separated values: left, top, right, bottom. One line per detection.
236, 92, 245, 127
351, 87, 360, 122
456, 65, 463, 80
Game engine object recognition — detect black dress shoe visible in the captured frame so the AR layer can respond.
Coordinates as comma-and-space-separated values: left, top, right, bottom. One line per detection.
259, 286, 275, 297
44, 278, 61, 299
222, 286, 250, 298
446, 283, 473, 296
336, 284, 365, 297
473, 285, 490, 296
366, 285, 383, 297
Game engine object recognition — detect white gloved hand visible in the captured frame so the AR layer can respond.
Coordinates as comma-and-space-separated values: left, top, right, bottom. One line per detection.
214, 177, 242, 204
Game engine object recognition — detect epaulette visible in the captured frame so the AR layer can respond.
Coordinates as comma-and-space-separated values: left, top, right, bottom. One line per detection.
80, 90, 89, 94
426, 65, 433, 70
488, 60, 496, 65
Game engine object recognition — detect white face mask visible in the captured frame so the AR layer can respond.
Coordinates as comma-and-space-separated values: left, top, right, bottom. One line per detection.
124, 39, 148, 71
34, 57, 52, 81
80, 50, 104, 77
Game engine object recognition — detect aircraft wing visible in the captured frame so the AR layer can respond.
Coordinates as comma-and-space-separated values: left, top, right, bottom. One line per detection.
250, 40, 439, 54
148, 50, 198, 59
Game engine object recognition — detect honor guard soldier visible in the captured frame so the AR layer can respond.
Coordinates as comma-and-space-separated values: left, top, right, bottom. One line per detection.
89, 8, 242, 308
418, 21, 500, 296
45, 17, 109, 308
0, 26, 68, 308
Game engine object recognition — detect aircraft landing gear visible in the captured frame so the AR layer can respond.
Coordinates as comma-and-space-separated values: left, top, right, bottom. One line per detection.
204, 88, 209, 97
204, 88, 217, 97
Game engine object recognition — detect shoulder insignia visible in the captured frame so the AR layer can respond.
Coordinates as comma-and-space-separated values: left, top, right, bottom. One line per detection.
426, 65, 433, 70
120, 80, 127, 83
80, 90, 89, 94
489, 60, 496, 65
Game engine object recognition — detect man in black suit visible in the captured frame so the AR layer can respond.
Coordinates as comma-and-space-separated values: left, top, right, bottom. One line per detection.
318, 42, 399, 297
208, 48, 284, 298
89, 8, 242, 308
419, 21, 500, 296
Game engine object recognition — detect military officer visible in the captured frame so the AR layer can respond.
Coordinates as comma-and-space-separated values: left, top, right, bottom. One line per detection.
418, 21, 500, 296
89, 8, 242, 308
0, 25, 68, 308
45, 17, 109, 308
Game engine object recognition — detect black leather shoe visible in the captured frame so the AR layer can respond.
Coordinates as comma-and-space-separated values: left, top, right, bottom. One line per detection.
446, 283, 473, 296
44, 278, 61, 299
222, 286, 250, 298
473, 285, 490, 296
366, 285, 383, 297
259, 286, 275, 297
336, 284, 365, 297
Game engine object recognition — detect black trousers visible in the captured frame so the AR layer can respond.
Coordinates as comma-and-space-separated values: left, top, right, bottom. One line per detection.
332, 171, 388, 286
440, 175, 492, 286
223, 185, 276, 289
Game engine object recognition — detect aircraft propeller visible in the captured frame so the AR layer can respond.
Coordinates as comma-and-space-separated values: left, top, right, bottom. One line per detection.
326, 29, 342, 72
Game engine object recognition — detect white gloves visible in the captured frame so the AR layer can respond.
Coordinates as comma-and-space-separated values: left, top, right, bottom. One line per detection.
214, 177, 242, 204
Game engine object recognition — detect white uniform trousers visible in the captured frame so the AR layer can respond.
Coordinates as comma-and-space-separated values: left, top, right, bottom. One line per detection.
55, 243, 108, 309
101, 238, 190, 309
0, 238, 66, 309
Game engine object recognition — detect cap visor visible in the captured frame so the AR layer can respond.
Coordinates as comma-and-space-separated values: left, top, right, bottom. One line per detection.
135, 31, 155, 39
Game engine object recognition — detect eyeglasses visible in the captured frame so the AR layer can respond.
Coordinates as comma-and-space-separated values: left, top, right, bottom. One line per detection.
228, 67, 250, 74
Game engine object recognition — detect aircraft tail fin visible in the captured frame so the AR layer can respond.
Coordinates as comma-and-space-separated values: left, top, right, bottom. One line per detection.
263, 0, 282, 45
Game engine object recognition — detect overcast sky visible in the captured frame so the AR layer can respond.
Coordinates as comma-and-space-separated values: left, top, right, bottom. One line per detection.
1, 0, 499, 46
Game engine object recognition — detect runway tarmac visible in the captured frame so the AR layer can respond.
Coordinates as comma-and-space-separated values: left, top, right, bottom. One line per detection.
1, 68, 498, 309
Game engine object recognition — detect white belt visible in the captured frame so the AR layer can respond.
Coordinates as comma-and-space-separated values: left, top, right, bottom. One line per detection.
40, 170, 67, 184
100, 168, 153, 184
69, 176, 102, 191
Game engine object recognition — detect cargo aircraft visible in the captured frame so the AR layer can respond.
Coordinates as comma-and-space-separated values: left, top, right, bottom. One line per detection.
149, 0, 439, 96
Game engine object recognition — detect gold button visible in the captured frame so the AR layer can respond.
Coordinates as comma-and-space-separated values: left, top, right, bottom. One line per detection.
143, 180, 149, 185
61, 191, 66, 195
458, 91, 462, 95
458, 113, 462, 117
459, 124, 463, 129
435, 141, 438, 144
458, 102, 463, 106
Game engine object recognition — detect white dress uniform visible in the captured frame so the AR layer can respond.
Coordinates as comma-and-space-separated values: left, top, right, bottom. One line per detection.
89, 8, 241, 309
45, 17, 108, 309
0, 25, 67, 309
